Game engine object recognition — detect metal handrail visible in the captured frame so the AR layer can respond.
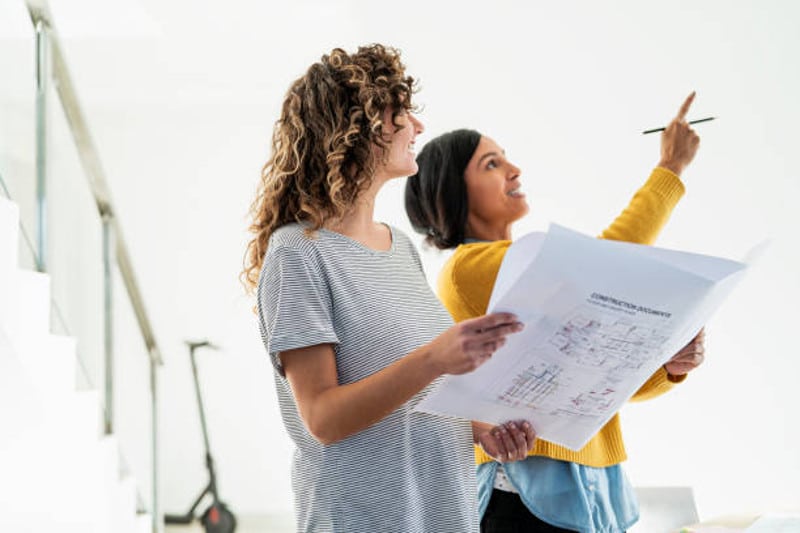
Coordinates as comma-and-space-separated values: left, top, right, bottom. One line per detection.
24, 1, 164, 530
24, 1, 164, 368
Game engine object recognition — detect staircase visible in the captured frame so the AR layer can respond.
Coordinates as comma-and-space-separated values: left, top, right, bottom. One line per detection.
0, 196, 152, 533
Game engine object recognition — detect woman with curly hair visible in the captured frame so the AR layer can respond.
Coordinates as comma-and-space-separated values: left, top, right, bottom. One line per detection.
404, 94, 706, 532
243, 44, 535, 532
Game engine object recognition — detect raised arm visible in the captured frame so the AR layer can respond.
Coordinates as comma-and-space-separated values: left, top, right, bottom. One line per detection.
600, 92, 701, 245
281, 313, 523, 445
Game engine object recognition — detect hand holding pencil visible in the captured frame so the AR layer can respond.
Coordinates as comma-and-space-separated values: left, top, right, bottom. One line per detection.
656, 92, 702, 177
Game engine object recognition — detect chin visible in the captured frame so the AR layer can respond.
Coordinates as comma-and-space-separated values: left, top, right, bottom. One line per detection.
401, 163, 419, 178
513, 203, 530, 221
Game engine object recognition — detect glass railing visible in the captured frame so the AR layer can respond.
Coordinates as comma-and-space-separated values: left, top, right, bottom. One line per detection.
1, 2, 163, 531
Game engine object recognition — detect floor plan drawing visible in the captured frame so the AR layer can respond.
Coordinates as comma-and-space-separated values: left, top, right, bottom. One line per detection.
496, 362, 562, 409
548, 309, 672, 371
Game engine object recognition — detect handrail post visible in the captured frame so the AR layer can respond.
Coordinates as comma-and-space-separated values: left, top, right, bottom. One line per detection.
25, 3, 166, 528
151, 356, 161, 533
34, 18, 48, 272
102, 212, 114, 435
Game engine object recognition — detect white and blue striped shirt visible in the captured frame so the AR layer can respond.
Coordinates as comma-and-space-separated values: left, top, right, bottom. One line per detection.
258, 223, 479, 533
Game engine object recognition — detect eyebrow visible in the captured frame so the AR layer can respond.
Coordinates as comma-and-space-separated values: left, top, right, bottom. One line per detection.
476, 150, 505, 167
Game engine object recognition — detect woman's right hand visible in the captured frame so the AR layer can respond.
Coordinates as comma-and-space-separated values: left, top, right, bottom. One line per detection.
474, 420, 537, 463
428, 313, 524, 375
658, 91, 701, 176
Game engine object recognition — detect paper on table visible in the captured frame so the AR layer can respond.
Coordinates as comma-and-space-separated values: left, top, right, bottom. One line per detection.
416, 224, 753, 450
745, 514, 800, 532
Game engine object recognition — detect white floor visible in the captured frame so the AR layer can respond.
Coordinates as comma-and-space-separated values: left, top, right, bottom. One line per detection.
165, 513, 293, 533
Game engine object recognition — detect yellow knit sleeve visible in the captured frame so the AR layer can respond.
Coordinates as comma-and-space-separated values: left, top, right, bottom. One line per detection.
629, 366, 687, 402
599, 167, 685, 244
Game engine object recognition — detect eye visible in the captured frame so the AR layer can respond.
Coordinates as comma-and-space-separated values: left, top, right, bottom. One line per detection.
486, 159, 498, 170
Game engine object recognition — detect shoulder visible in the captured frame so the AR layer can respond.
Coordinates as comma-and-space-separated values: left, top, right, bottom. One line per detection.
437, 241, 511, 320
260, 224, 329, 285
267, 224, 331, 262
269, 223, 317, 251
446, 241, 511, 277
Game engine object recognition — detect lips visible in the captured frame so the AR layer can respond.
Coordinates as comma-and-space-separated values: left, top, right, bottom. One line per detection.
507, 186, 524, 197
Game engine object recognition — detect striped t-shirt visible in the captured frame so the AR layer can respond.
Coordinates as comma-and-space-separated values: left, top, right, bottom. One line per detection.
257, 223, 479, 533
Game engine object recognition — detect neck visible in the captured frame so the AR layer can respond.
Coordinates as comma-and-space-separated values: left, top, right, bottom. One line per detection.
325, 176, 382, 236
465, 217, 512, 242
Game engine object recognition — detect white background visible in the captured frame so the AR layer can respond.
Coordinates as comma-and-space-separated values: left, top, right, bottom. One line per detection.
1, 0, 798, 521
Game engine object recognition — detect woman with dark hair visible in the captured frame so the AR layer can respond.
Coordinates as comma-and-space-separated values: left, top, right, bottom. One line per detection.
405, 94, 707, 532
243, 44, 535, 532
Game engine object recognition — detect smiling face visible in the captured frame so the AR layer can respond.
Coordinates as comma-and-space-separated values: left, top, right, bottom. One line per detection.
374, 107, 425, 181
463, 136, 528, 240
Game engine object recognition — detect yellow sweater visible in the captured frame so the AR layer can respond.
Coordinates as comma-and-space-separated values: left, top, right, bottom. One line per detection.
437, 167, 687, 468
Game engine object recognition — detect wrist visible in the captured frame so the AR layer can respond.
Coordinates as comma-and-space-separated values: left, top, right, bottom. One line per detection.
663, 364, 688, 383
472, 421, 492, 444
658, 159, 685, 176
414, 343, 445, 381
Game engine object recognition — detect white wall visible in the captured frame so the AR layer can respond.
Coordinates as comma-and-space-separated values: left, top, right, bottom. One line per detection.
374, 1, 800, 519
2, 0, 798, 521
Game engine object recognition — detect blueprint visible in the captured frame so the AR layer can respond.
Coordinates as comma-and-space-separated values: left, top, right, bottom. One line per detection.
416, 224, 753, 450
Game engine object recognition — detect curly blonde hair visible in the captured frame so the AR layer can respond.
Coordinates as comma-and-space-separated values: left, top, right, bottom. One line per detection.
242, 44, 417, 291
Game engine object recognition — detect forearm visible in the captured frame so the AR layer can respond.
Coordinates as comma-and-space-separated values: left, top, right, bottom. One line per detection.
303, 347, 442, 444
599, 167, 685, 245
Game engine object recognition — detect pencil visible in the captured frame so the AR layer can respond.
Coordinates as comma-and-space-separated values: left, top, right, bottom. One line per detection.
642, 117, 716, 135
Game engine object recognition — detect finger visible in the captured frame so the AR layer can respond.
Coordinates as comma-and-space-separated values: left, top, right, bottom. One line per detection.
678, 333, 705, 354
668, 363, 694, 375
474, 322, 524, 344
521, 421, 537, 450
676, 91, 696, 122
669, 353, 705, 373
480, 338, 505, 354
694, 328, 706, 343
488, 428, 508, 463
676, 343, 705, 356
668, 349, 693, 362
669, 354, 704, 369
497, 425, 517, 462
468, 313, 519, 333
671, 348, 705, 362
504, 422, 528, 461
671, 352, 702, 363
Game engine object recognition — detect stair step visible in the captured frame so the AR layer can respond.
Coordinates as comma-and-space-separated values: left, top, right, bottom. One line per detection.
13, 333, 78, 398
0, 269, 51, 342
0, 323, 42, 446
136, 513, 154, 533
0, 197, 144, 531
0, 433, 121, 533
0, 196, 19, 272
112, 475, 141, 533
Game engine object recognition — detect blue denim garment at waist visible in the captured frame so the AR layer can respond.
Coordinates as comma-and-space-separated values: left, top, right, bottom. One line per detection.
476, 456, 639, 533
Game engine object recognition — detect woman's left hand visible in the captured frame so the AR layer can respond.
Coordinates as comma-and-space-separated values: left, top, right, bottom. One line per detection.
473, 420, 536, 463
665, 328, 706, 377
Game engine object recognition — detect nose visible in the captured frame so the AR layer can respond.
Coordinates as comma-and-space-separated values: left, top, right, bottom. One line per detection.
507, 161, 521, 179
410, 113, 425, 135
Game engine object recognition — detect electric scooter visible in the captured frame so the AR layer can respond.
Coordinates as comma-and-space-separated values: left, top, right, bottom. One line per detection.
165, 340, 236, 533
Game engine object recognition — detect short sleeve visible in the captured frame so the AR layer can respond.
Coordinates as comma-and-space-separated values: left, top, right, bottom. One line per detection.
257, 244, 339, 375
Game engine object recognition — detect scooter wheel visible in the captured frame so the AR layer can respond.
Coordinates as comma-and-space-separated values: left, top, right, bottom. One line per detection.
201, 501, 237, 533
